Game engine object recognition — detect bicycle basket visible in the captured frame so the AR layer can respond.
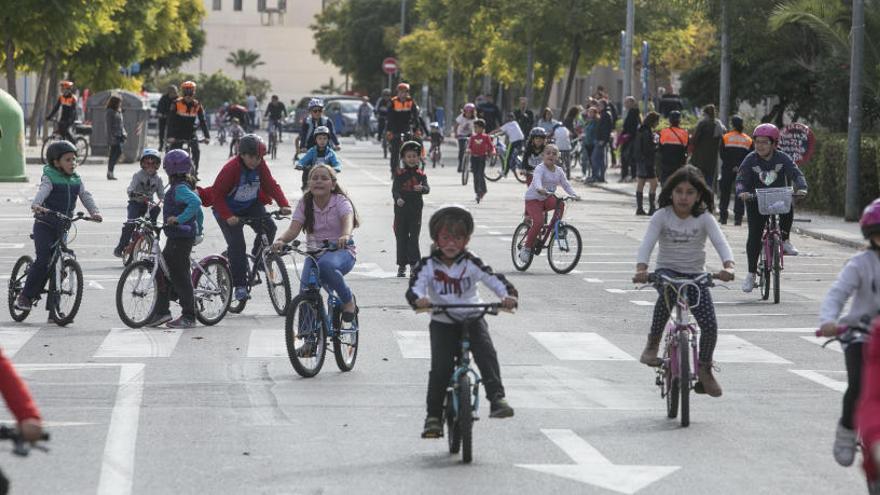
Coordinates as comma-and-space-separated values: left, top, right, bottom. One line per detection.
74, 123, 92, 135
756, 187, 792, 216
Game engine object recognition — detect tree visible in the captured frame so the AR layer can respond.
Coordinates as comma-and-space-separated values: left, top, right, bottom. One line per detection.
226, 49, 266, 81
198, 71, 244, 111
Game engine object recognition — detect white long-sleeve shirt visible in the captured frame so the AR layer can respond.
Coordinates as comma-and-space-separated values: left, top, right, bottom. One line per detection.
636, 207, 733, 273
819, 250, 880, 329
525, 163, 577, 201
406, 250, 517, 324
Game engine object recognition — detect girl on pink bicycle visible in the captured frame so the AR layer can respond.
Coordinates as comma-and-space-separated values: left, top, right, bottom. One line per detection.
819, 199, 880, 469
632, 165, 735, 397
858, 315, 880, 494
736, 123, 807, 293
516, 144, 580, 264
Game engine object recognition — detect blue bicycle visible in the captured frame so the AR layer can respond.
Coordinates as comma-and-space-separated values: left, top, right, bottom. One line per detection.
283, 240, 359, 377
417, 303, 509, 464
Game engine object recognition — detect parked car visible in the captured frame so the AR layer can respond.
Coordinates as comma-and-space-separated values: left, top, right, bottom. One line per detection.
282, 95, 377, 136
143, 92, 162, 130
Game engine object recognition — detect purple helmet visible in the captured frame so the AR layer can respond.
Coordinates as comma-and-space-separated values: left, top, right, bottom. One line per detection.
861, 199, 880, 239
753, 123, 780, 143
463, 103, 476, 112
163, 149, 193, 175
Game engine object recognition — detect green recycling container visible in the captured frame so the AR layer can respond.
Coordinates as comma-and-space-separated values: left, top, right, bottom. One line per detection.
0, 89, 27, 182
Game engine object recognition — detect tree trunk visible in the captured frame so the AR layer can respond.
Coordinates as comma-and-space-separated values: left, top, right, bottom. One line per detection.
540, 63, 556, 111
525, 41, 535, 105
718, 0, 731, 125
28, 56, 52, 146
44, 55, 59, 141
560, 34, 581, 115
4, 34, 16, 100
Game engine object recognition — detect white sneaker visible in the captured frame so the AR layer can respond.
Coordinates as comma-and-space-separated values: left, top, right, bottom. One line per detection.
517, 247, 532, 263
742, 273, 756, 293
783, 241, 799, 256
833, 422, 857, 467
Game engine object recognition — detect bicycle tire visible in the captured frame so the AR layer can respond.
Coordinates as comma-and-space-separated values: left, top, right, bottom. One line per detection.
332, 296, 359, 372
665, 360, 679, 419
511, 154, 527, 184
679, 331, 690, 427
759, 250, 770, 301
8, 256, 33, 322
461, 156, 470, 186
285, 294, 327, 378
458, 373, 473, 463
193, 259, 232, 326
446, 391, 461, 453
50, 258, 83, 326
773, 249, 781, 304
265, 253, 291, 316
510, 222, 533, 271
547, 224, 582, 274
116, 260, 157, 328
74, 137, 89, 165
485, 154, 503, 182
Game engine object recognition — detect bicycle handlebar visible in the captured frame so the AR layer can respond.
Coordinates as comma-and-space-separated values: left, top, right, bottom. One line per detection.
0, 425, 50, 457
285, 239, 354, 256
238, 210, 289, 225
35, 210, 98, 223
414, 303, 516, 315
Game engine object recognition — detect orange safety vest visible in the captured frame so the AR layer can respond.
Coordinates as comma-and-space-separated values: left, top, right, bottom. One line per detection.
659, 127, 689, 147
174, 97, 202, 118
391, 97, 414, 112
59, 94, 76, 107
722, 130, 752, 150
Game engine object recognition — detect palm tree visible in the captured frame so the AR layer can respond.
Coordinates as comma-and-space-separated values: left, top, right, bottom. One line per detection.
226, 49, 266, 81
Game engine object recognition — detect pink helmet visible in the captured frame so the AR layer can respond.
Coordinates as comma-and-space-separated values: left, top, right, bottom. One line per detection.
753, 123, 780, 143
463, 103, 475, 112
860, 199, 880, 238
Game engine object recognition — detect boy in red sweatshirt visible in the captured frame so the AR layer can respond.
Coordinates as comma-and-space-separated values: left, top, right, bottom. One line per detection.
467, 119, 495, 204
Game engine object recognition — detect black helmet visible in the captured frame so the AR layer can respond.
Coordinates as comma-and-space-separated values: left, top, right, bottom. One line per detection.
238, 134, 267, 157
668, 110, 682, 124
731, 115, 744, 130
528, 127, 547, 138
400, 140, 422, 157
46, 140, 77, 164
429, 205, 474, 241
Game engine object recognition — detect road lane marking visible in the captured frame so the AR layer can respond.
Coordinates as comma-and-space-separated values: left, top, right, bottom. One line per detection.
395, 331, 430, 358
713, 335, 792, 363
94, 328, 183, 358
584, 278, 604, 283
800, 335, 843, 353
504, 365, 655, 410
530, 332, 634, 361
719, 327, 815, 333
0, 327, 38, 358
789, 369, 846, 392
246, 329, 285, 357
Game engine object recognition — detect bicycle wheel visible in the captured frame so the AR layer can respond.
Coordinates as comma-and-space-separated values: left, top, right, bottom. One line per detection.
40, 138, 51, 163
446, 391, 461, 453
74, 137, 89, 165
461, 156, 470, 186
665, 365, 679, 419
679, 331, 690, 427
127, 233, 153, 266
758, 250, 770, 301
332, 297, 359, 372
773, 248, 781, 304
8, 256, 33, 322
547, 224, 582, 274
116, 260, 157, 328
193, 259, 232, 326
50, 258, 83, 326
510, 222, 534, 271
285, 294, 327, 378
511, 154, 527, 184
265, 253, 291, 316
458, 373, 473, 463
485, 154, 503, 182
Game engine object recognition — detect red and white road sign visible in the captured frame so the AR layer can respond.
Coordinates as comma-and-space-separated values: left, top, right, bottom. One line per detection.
382, 57, 399, 75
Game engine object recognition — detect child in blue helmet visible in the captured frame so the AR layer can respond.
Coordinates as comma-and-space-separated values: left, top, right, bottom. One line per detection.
114, 148, 165, 258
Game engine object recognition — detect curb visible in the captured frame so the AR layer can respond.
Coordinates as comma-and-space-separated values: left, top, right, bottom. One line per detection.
582, 180, 863, 250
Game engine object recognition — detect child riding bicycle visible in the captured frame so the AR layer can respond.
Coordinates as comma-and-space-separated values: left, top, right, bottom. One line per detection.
818, 198, 880, 468
406, 206, 517, 439
15, 141, 102, 312
633, 165, 735, 397
114, 148, 164, 258
736, 123, 807, 293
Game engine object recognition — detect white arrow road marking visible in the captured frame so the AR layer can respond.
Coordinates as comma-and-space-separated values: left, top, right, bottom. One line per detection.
0, 327, 38, 358
790, 369, 847, 393
0, 243, 25, 249
517, 429, 680, 494
394, 331, 430, 359
94, 328, 183, 358
530, 332, 634, 361
246, 329, 286, 358
87, 280, 105, 290
348, 262, 400, 278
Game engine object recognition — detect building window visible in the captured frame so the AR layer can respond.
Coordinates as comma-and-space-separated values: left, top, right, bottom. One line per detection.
258, 0, 266, 11
234, 0, 242, 11
212, 0, 221, 10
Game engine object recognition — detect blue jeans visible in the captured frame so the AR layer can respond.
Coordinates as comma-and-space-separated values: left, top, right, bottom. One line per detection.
590, 143, 606, 181
214, 203, 277, 287
301, 250, 356, 304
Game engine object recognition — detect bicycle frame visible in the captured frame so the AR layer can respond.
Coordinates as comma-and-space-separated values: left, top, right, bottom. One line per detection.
288, 243, 355, 340
762, 214, 784, 272
659, 280, 701, 391
534, 197, 570, 253
35, 213, 81, 303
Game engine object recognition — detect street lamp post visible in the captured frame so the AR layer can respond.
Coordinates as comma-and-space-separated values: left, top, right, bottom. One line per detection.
845, 0, 865, 221
622, 0, 634, 99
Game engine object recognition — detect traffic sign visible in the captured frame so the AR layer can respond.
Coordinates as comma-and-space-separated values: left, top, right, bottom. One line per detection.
778, 123, 816, 166
382, 57, 399, 75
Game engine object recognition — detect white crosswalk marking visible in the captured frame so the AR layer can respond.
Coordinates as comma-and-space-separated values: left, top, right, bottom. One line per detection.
504, 365, 655, 410
789, 369, 847, 392
530, 332, 635, 361
800, 335, 843, 353
395, 331, 430, 359
94, 328, 183, 358
246, 329, 286, 358
713, 335, 792, 363
0, 327, 38, 358
348, 262, 399, 278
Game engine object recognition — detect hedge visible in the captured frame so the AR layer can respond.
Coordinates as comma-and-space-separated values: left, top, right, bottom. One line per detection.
799, 133, 880, 216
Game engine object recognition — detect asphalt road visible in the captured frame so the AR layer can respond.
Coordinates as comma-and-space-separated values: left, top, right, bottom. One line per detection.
0, 136, 867, 494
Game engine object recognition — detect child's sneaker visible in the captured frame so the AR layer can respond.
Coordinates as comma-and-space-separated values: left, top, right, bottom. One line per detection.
421, 416, 443, 438
13, 294, 32, 311
489, 398, 514, 418
396, 266, 406, 278
166, 316, 196, 329
113, 247, 123, 258
145, 312, 172, 328
742, 273, 756, 293
517, 247, 532, 263
234, 286, 249, 301
833, 422, 857, 466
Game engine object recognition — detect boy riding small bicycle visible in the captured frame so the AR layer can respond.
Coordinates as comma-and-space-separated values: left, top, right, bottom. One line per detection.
406, 206, 517, 439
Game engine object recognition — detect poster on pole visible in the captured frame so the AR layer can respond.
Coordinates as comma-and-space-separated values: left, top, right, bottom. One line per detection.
778, 123, 816, 166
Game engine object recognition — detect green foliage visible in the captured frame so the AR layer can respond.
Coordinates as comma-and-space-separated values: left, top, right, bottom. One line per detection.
799, 133, 880, 215
243, 76, 272, 103
200, 71, 245, 110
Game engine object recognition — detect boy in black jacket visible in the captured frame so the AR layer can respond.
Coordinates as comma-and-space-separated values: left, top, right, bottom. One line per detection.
393, 141, 430, 277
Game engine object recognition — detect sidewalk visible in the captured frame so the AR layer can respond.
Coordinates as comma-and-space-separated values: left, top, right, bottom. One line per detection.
582, 166, 864, 249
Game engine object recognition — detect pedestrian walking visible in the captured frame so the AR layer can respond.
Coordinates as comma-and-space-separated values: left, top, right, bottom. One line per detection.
657, 110, 689, 184
157, 85, 177, 151
392, 141, 430, 278
691, 104, 725, 188
105, 95, 126, 181
633, 112, 660, 215
619, 96, 641, 182
718, 115, 752, 225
